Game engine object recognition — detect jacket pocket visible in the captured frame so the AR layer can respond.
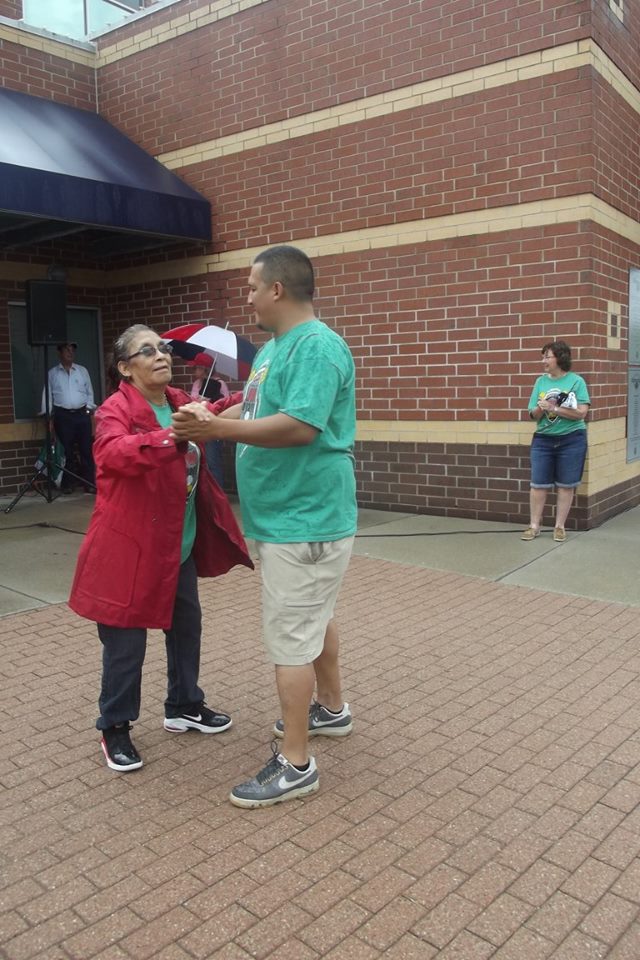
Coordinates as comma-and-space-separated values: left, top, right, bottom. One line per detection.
79, 527, 141, 609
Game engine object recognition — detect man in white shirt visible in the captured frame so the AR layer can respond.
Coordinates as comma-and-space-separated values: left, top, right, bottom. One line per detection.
43, 342, 96, 493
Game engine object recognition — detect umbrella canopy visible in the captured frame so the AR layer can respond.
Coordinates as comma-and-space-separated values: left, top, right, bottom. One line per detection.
162, 323, 257, 380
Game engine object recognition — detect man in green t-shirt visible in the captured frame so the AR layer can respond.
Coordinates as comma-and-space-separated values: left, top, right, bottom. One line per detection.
172, 245, 357, 808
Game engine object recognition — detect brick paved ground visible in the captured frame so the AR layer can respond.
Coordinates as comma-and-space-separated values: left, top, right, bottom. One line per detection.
1, 555, 640, 959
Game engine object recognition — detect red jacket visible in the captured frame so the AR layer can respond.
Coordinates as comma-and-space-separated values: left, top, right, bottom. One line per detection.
69, 382, 253, 629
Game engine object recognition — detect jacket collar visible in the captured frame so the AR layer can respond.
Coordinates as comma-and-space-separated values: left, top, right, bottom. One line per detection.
117, 380, 187, 420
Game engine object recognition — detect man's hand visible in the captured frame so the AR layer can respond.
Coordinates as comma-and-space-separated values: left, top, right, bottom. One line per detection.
171, 402, 222, 442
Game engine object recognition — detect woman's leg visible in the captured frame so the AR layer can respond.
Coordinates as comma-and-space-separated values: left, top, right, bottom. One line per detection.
164, 555, 205, 717
529, 487, 548, 530
555, 486, 575, 529
528, 435, 553, 530
97, 624, 146, 729
554, 431, 587, 530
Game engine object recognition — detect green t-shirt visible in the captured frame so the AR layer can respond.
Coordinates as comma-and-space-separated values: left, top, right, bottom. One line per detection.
528, 373, 590, 436
150, 402, 200, 563
235, 319, 357, 543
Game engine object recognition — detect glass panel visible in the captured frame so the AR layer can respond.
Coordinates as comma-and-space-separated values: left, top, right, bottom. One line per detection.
22, 0, 142, 40
627, 268, 640, 462
9, 304, 103, 421
9, 305, 45, 419
66, 308, 105, 405
22, 0, 85, 40
87, 0, 142, 34
629, 269, 640, 365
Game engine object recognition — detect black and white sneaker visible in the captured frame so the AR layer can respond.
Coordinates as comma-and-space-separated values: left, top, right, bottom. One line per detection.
230, 743, 319, 808
163, 704, 232, 734
273, 700, 352, 738
101, 723, 143, 772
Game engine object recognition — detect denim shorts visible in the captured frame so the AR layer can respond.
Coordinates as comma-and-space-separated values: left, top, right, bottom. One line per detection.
530, 430, 587, 489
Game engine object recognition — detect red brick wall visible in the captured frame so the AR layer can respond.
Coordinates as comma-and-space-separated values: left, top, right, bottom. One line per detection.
592, 0, 640, 90
0, 39, 95, 108
218, 224, 633, 420
0, 1, 21, 18
593, 73, 640, 222
1, 0, 639, 520
96, 0, 591, 155
174, 68, 594, 258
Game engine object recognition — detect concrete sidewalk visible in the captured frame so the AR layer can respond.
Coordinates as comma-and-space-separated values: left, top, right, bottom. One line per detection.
1, 492, 639, 614
1, 493, 639, 958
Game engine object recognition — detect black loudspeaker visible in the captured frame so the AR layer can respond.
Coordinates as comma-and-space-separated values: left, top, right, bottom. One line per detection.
26, 280, 67, 346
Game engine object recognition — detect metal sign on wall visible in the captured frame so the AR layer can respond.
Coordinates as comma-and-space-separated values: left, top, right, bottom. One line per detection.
628, 268, 640, 461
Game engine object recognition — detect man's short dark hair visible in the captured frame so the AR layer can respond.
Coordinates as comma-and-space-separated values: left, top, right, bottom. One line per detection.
253, 245, 315, 302
542, 340, 572, 372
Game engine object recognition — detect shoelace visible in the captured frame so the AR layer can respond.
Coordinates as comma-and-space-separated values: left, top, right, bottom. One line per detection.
309, 701, 324, 722
255, 742, 286, 785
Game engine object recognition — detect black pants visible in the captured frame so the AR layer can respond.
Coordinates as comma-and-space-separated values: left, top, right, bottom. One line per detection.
96, 555, 205, 730
53, 407, 95, 490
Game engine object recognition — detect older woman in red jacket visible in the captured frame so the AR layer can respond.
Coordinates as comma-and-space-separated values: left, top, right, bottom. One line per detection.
69, 324, 253, 772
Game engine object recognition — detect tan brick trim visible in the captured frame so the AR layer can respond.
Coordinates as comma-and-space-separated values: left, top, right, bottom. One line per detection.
157, 39, 639, 170
356, 419, 640, 499
356, 417, 620, 448
0, 421, 44, 442
0, 263, 106, 286
96, 0, 269, 64
1, 193, 638, 289
91, 193, 640, 288
0, 21, 96, 65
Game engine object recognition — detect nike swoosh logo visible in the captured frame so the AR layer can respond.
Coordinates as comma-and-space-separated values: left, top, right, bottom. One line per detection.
184, 714, 202, 722
279, 770, 312, 789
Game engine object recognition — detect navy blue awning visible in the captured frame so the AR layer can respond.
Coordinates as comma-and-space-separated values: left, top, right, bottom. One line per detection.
0, 87, 211, 250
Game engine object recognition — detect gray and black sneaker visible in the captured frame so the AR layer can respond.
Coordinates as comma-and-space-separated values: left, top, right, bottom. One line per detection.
163, 704, 232, 734
229, 743, 319, 808
273, 700, 352, 739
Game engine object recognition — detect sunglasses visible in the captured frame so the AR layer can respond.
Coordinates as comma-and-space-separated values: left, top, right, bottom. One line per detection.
126, 342, 173, 361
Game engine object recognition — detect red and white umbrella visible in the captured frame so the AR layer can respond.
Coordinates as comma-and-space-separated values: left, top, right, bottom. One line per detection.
162, 323, 257, 380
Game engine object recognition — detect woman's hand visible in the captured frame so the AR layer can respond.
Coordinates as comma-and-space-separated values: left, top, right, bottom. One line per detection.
171, 402, 221, 442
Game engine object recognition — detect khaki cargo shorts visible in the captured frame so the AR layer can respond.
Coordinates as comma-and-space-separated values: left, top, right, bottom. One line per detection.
256, 536, 354, 665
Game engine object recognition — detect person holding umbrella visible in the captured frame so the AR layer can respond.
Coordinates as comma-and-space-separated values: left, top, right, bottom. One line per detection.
172, 245, 357, 808
69, 324, 253, 772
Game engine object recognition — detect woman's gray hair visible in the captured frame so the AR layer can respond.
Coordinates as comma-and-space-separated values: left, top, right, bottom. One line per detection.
107, 324, 155, 391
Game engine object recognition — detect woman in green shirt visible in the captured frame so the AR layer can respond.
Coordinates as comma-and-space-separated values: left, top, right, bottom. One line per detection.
522, 340, 590, 543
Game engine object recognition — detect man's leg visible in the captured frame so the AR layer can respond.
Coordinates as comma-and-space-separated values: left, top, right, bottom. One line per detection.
277, 662, 316, 767
53, 411, 75, 492
75, 413, 96, 489
313, 618, 343, 712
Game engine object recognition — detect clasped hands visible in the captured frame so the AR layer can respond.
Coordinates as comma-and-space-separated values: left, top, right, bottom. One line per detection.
170, 401, 220, 442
